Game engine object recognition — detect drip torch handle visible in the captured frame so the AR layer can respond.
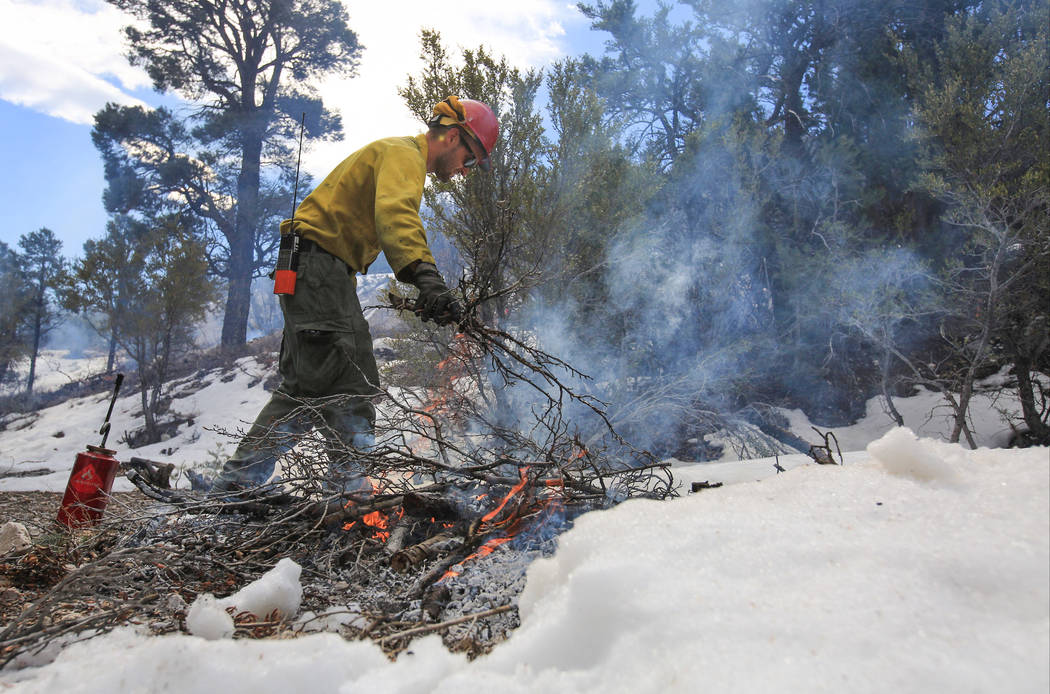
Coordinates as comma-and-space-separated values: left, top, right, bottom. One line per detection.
99, 373, 124, 448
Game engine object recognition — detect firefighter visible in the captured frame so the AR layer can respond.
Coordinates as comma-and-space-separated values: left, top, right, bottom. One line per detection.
213, 96, 499, 493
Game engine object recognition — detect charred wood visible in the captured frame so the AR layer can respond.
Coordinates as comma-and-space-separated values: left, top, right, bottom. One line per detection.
690, 481, 723, 493
390, 532, 464, 573
808, 427, 843, 465
384, 525, 412, 556
421, 584, 451, 620
401, 492, 466, 520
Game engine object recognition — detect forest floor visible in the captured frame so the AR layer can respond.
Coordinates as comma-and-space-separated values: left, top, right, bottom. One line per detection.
0, 491, 154, 632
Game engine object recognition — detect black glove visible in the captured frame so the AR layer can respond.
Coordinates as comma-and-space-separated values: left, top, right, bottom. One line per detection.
412, 263, 464, 326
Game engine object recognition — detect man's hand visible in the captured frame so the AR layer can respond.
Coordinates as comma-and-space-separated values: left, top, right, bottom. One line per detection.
411, 263, 465, 326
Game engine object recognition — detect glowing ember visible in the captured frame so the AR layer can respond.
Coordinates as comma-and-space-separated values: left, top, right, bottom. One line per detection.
342, 505, 403, 542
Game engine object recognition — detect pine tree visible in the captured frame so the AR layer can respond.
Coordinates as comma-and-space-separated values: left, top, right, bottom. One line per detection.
100, 0, 362, 347
18, 229, 66, 396
399, 30, 552, 327
64, 215, 150, 373
0, 243, 32, 387
907, 0, 1050, 445
119, 216, 218, 444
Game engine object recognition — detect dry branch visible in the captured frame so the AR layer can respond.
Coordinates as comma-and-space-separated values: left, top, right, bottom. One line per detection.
2, 289, 677, 668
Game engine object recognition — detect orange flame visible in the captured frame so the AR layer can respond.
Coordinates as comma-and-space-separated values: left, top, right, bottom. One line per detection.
441, 536, 515, 581
436, 469, 541, 582
344, 505, 403, 542
480, 467, 530, 528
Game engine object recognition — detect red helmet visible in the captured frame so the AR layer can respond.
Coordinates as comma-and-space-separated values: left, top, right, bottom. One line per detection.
430, 96, 499, 171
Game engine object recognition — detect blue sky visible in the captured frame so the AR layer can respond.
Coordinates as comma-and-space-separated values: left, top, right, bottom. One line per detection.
0, 0, 661, 260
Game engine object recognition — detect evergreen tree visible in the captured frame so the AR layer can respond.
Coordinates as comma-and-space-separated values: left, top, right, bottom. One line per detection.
906, 0, 1050, 445
0, 242, 32, 387
18, 229, 66, 396
399, 30, 553, 327
542, 58, 660, 322
118, 216, 217, 444
63, 215, 150, 373
578, 0, 709, 167
565, 0, 1001, 429
100, 0, 362, 347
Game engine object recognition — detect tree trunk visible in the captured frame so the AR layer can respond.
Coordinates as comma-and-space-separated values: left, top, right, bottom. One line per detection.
1013, 355, 1050, 445
221, 242, 254, 347
881, 345, 904, 427
25, 290, 44, 396
220, 124, 264, 348
140, 381, 157, 444
950, 248, 1004, 448
106, 329, 118, 373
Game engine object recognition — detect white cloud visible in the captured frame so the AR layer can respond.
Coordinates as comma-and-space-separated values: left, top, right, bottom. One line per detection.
0, 0, 150, 123
0, 0, 586, 174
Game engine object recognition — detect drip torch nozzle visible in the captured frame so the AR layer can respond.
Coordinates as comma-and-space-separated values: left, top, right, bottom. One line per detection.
99, 373, 124, 448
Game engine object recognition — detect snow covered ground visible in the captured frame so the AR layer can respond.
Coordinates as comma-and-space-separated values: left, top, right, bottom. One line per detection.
0, 351, 1032, 493
0, 355, 1047, 692
2, 429, 1046, 693
0, 350, 111, 397
780, 376, 1028, 451
0, 354, 274, 492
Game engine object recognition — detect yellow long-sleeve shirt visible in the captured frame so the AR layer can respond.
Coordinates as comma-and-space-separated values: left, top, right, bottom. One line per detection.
280, 134, 436, 277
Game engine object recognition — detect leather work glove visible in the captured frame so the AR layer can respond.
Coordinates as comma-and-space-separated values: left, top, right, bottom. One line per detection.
411, 263, 465, 326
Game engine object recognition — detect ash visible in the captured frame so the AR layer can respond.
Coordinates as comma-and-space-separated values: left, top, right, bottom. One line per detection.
428, 529, 561, 648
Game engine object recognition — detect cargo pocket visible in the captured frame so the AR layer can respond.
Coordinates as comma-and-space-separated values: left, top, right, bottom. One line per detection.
293, 328, 356, 396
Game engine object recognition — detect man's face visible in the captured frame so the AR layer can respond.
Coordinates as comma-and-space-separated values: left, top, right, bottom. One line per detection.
433, 129, 482, 182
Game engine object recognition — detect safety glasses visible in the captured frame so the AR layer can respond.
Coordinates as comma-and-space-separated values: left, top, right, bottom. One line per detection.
457, 127, 483, 169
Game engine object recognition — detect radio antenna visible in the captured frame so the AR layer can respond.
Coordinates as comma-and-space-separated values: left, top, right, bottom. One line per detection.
291, 112, 306, 217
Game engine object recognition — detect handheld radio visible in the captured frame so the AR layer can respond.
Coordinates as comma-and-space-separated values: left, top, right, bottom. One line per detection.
274, 113, 306, 295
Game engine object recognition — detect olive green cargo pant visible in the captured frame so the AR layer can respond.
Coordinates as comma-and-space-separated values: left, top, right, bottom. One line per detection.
216, 248, 380, 490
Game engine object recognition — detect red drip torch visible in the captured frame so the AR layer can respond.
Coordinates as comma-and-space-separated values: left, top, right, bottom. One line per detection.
57, 373, 124, 528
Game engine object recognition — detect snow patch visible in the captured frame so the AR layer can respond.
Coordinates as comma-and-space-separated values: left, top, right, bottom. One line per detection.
8, 443, 1046, 693
218, 557, 303, 620
185, 594, 234, 641
867, 427, 964, 485
187, 558, 303, 640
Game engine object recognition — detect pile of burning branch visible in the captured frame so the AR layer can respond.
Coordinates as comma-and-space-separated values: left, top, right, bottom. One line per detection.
0, 298, 676, 666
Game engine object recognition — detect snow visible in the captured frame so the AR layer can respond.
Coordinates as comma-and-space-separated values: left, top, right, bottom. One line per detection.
1, 357, 1032, 494
186, 558, 304, 640
0, 350, 110, 397
1, 348, 1047, 692
868, 426, 965, 485
2, 429, 1047, 693
0, 273, 402, 492
221, 557, 303, 622
184, 594, 235, 641
0, 355, 274, 492
779, 374, 1034, 451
